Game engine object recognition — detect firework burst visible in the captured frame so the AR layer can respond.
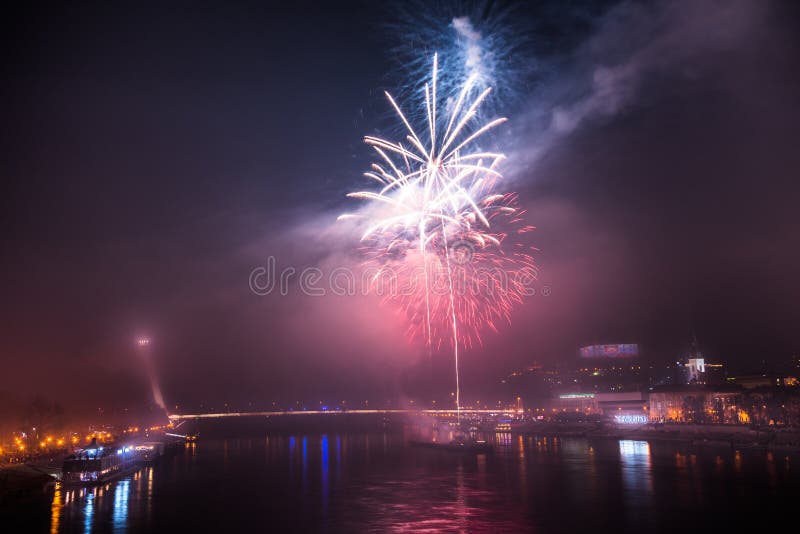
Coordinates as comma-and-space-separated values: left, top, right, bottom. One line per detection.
385, 1, 536, 118
341, 54, 536, 414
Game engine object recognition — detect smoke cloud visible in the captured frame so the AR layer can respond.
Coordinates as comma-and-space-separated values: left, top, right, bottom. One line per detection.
509, 0, 767, 177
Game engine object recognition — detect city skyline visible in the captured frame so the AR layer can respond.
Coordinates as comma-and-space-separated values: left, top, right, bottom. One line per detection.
3, 3, 800, 530
3, 1, 799, 414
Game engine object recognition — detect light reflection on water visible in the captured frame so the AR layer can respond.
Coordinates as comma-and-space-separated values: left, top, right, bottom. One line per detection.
321, 434, 329, 518
302, 436, 308, 488
335, 435, 342, 482
43, 433, 799, 533
112, 479, 130, 532
83, 490, 93, 534
618, 439, 654, 519
49, 483, 62, 534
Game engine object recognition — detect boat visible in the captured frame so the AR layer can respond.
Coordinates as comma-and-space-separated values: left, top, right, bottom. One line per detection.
164, 430, 198, 443
134, 442, 166, 464
409, 438, 493, 454
495, 420, 513, 433
490, 419, 541, 434
61, 440, 139, 485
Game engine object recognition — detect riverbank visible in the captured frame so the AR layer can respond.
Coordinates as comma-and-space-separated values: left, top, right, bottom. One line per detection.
0, 464, 56, 507
519, 422, 800, 451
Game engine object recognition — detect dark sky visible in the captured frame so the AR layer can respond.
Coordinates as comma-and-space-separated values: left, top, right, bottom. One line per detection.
2, 1, 799, 414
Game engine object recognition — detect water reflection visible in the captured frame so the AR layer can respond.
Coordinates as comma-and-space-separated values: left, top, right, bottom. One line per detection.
36, 433, 800, 533
335, 435, 342, 482
675, 451, 687, 470
477, 451, 487, 486
517, 435, 528, 502
619, 440, 653, 496
113, 479, 130, 532
146, 467, 153, 524
133, 470, 143, 527
83, 490, 94, 534
302, 436, 308, 491
321, 434, 329, 517
766, 451, 777, 489
495, 431, 512, 447
50, 483, 62, 534
455, 463, 468, 532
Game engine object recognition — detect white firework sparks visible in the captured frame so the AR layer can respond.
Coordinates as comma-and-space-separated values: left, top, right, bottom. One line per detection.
341, 54, 534, 420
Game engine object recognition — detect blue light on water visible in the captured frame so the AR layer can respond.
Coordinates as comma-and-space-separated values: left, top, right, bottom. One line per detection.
113, 479, 130, 532
83, 492, 94, 534
288, 436, 295, 481
321, 435, 329, 467
302, 436, 308, 493
321, 435, 329, 514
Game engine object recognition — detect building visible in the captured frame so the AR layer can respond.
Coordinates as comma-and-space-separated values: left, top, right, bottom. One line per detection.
595, 392, 647, 415
727, 374, 784, 389
743, 385, 800, 426
648, 385, 745, 424
554, 393, 597, 413
686, 358, 705, 384
683, 336, 706, 384
703, 362, 726, 384
579, 344, 639, 360
551, 391, 647, 420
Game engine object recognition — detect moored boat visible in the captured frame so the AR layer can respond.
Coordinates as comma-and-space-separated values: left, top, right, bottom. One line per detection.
61, 440, 139, 485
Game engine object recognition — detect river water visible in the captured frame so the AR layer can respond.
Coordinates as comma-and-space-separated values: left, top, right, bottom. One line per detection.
5, 430, 799, 533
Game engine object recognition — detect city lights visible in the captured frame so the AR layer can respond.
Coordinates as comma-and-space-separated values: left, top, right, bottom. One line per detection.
1, 2, 798, 532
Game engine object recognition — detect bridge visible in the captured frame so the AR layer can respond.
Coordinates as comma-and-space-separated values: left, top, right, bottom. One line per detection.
168, 408, 522, 421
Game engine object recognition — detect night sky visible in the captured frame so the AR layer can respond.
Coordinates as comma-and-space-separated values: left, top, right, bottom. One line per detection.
2, 1, 799, 415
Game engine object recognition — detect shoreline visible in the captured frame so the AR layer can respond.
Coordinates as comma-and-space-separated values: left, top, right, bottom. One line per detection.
515, 422, 800, 452
0, 464, 57, 507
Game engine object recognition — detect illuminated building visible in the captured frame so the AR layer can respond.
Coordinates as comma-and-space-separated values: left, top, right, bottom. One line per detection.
740, 382, 800, 426
648, 386, 743, 424
551, 391, 647, 420
683, 336, 706, 384
595, 392, 647, 416
727, 374, 783, 389
555, 393, 596, 413
579, 344, 639, 360
686, 358, 705, 384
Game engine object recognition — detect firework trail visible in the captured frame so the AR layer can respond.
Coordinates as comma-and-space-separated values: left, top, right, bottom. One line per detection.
385, 1, 536, 118
341, 55, 536, 418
